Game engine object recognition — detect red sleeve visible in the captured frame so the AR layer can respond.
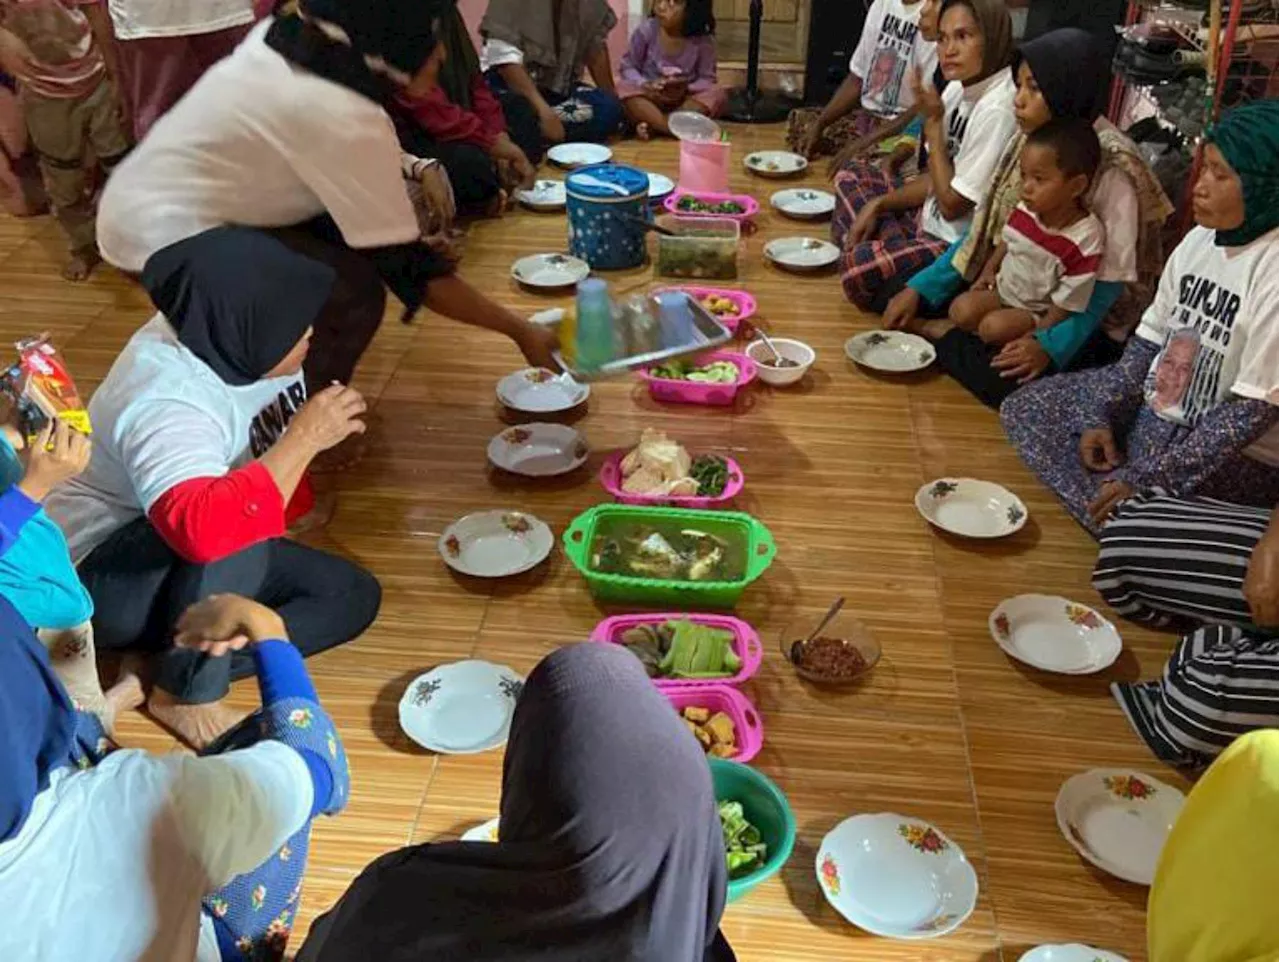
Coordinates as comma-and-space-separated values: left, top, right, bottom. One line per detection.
147, 461, 285, 564
397, 87, 495, 149
470, 75, 507, 144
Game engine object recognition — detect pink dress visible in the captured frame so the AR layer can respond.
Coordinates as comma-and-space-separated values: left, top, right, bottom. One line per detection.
616, 19, 725, 117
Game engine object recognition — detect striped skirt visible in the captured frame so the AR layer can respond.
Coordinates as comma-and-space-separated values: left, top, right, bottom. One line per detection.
1112, 624, 1278, 769
1092, 492, 1269, 628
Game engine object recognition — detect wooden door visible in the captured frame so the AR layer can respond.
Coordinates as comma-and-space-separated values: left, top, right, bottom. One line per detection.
715, 0, 810, 67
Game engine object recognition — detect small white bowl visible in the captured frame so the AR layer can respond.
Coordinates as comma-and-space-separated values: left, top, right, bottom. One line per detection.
746, 338, 815, 386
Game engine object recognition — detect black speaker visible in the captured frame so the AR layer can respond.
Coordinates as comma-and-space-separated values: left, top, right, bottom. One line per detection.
803, 0, 873, 105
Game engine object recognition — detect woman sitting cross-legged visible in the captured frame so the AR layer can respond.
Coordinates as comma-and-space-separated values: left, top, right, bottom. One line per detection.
1001, 100, 1279, 538
46, 227, 381, 750
882, 28, 1174, 409
830, 0, 1016, 312
0, 592, 349, 962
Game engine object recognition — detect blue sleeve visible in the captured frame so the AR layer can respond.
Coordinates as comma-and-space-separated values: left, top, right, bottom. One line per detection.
252, 638, 319, 706
0, 485, 40, 558
907, 237, 966, 308
1033, 281, 1124, 370
903, 115, 923, 139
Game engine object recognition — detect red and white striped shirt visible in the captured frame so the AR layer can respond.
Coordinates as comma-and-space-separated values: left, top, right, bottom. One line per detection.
998, 204, 1105, 321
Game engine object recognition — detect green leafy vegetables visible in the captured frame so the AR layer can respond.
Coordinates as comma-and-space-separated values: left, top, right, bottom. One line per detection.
689, 454, 730, 497
719, 800, 768, 878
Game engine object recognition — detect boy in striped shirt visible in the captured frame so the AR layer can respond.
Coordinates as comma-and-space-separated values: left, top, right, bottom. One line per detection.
948, 116, 1105, 345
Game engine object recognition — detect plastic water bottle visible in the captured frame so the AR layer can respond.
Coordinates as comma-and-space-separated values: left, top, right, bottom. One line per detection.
575, 278, 615, 371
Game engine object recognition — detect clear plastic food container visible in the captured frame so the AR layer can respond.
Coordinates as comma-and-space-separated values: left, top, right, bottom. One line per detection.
655, 215, 740, 280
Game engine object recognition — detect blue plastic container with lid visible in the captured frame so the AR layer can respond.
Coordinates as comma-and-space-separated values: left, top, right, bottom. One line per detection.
566, 164, 650, 271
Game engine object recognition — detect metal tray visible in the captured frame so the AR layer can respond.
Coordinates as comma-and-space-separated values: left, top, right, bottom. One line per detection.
532, 293, 734, 382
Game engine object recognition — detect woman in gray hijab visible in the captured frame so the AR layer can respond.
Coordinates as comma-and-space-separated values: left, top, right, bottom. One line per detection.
297, 642, 737, 962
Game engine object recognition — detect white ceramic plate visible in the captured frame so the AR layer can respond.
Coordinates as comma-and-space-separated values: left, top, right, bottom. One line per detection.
744, 150, 808, 178
844, 331, 936, 373
1055, 769, 1186, 885
817, 813, 978, 939
771, 188, 836, 220
487, 424, 589, 477
438, 510, 554, 578
515, 179, 566, 210
461, 816, 501, 843
1019, 945, 1129, 962
915, 478, 1028, 539
989, 595, 1123, 674
511, 253, 590, 289
547, 142, 613, 168
647, 171, 675, 200
398, 660, 524, 754
764, 236, 840, 272
496, 368, 590, 414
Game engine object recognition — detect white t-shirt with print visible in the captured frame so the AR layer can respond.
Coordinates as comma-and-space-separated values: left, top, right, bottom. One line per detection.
848, 0, 932, 118
45, 315, 306, 564
1136, 226, 1279, 465
0, 742, 311, 962
106, 0, 254, 41
96, 20, 420, 273
920, 68, 1017, 244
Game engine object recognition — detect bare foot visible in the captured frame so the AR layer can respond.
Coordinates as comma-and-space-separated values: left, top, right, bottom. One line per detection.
636, 122, 651, 141
146, 689, 250, 751
63, 248, 101, 282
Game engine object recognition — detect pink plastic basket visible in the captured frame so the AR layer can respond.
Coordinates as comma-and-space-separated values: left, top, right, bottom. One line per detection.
664, 682, 764, 763
639, 350, 756, 406
663, 190, 760, 224
589, 612, 764, 686
650, 286, 757, 332
599, 451, 745, 508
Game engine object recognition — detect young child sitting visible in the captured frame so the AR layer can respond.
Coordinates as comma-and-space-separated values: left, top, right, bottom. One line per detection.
617, 0, 724, 139
948, 117, 1105, 345
0, 0, 130, 280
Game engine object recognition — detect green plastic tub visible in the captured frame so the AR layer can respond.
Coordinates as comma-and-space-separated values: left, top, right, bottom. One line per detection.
562, 504, 776, 608
710, 757, 796, 901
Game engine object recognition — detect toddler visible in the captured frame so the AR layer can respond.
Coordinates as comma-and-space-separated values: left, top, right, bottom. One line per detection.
0, 0, 130, 280
949, 117, 1105, 345
617, 0, 724, 139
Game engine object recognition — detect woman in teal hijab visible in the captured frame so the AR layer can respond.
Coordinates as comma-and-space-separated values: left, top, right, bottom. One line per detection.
1002, 100, 1279, 535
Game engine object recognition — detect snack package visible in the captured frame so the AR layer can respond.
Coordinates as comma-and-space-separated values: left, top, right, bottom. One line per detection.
0, 335, 91, 445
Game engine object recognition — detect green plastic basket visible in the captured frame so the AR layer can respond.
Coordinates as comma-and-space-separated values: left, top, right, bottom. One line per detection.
562, 504, 776, 609
710, 757, 796, 901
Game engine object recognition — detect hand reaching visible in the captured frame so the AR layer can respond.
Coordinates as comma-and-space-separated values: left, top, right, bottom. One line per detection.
289, 383, 367, 454
174, 594, 288, 654
18, 418, 91, 502
881, 288, 921, 331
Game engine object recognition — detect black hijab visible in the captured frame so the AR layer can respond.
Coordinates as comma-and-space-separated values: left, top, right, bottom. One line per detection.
1013, 27, 1104, 121
141, 227, 335, 386
266, 0, 446, 104
297, 644, 735, 962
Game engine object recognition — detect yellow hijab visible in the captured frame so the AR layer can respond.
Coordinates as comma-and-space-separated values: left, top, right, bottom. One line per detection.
1148, 729, 1279, 962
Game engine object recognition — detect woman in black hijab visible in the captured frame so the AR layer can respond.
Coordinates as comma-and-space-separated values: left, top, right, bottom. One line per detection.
297, 642, 737, 962
95, 0, 558, 427
46, 228, 383, 750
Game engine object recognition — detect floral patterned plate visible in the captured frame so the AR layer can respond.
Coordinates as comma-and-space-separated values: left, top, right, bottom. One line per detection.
515, 179, 566, 211
438, 510, 554, 578
844, 330, 936, 373
816, 813, 978, 940
487, 424, 589, 478
496, 367, 590, 414
510, 252, 591, 290
1019, 944, 1129, 962
763, 236, 840, 272
914, 478, 1029, 539
770, 188, 836, 220
1054, 769, 1186, 885
397, 660, 525, 754
988, 595, 1123, 674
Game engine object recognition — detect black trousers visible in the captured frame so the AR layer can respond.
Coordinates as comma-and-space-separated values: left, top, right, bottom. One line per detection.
80, 518, 382, 703
934, 326, 1127, 410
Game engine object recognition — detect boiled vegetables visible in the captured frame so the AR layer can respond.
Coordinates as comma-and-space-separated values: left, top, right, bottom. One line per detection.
718, 800, 768, 878
617, 619, 741, 678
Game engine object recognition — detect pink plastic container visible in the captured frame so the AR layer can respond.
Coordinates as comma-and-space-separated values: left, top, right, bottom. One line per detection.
639, 350, 756, 406
664, 682, 764, 763
679, 139, 731, 193
599, 451, 745, 508
589, 612, 764, 686
664, 190, 759, 224
651, 286, 757, 332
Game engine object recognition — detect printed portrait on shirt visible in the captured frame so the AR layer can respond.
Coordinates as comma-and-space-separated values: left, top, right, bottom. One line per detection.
866, 48, 906, 107
1148, 327, 1201, 416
